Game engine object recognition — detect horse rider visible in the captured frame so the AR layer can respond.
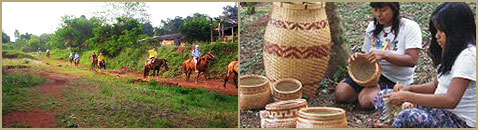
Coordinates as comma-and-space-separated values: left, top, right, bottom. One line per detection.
192, 45, 201, 72
147, 46, 158, 66
69, 51, 73, 59
74, 52, 80, 62
98, 53, 105, 68
91, 52, 97, 68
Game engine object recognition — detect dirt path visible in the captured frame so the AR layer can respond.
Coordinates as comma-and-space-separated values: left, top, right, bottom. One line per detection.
2, 108, 58, 128
97, 69, 238, 96
2, 71, 76, 128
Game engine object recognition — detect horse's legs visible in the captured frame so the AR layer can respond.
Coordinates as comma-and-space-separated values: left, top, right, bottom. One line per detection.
195, 71, 201, 83
204, 71, 208, 84
233, 73, 238, 88
223, 73, 229, 88
144, 66, 148, 78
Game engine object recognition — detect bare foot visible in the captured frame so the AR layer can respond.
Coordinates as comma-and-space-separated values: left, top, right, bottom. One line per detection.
374, 122, 391, 128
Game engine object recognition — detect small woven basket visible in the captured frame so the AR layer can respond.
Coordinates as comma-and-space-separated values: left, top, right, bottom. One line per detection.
239, 75, 271, 110
296, 107, 348, 128
263, 2, 331, 98
272, 78, 303, 102
348, 53, 381, 87
261, 99, 308, 128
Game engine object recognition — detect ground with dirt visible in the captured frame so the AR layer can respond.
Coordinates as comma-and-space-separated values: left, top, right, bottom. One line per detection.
2, 56, 238, 128
97, 68, 238, 96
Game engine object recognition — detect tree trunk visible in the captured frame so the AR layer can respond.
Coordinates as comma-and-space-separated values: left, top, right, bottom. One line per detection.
325, 2, 350, 80
209, 18, 214, 42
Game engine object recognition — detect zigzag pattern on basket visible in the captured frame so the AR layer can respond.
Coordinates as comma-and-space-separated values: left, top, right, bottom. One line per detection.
264, 41, 330, 59
269, 19, 329, 30
264, 107, 306, 118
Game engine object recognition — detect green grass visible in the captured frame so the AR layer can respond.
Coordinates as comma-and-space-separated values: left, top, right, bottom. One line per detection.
2, 72, 47, 113
2, 50, 36, 59
2, 57, 238, 128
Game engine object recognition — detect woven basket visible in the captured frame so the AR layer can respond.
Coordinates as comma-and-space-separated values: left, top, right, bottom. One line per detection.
296, 107, 348, 128
239, 75, 272, 110
263, 2, 331, 97
272, 78, 303, 102
261, 99, 308, 128
348, 53, 381, 87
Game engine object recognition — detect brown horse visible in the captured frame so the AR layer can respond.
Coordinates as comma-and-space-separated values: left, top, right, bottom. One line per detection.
182, 52, 216, 83
69, 56, 74, 65
74, 58, 80, 68
144, 58, 169, 78
97, 60, 106, 70
223, 60, 238, 88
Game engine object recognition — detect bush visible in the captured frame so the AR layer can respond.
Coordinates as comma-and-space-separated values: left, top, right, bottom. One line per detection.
2, 50, 36, 59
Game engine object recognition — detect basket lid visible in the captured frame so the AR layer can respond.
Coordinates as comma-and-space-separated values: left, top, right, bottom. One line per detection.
272, 2, 326, 10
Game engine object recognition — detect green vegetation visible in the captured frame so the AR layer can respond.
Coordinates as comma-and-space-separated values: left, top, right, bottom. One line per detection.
2, 50, 36, 59
2, 72, 47, 113
2, 56, 238, 128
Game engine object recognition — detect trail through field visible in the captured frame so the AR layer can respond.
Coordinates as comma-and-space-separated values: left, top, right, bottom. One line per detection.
96, 67, 238, 96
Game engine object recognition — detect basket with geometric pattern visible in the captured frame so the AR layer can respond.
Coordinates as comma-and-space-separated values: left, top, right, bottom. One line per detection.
263, 2, 331, 97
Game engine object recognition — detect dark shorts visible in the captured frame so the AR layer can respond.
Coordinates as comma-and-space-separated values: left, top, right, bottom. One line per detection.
343, 75, 396, 93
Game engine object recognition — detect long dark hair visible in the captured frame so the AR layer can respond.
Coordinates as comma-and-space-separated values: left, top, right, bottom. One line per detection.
428, 2, 476, 75
369, 2, 401, 39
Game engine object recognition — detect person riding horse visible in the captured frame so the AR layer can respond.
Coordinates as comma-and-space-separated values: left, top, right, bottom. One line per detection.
147, 46, 158, 68
91, 52, 98, 69
192, 45, 201, 72
98, 53, 106, 70
46, 48, 50, 58
74, 52, 80, 67
69, 51, 74, 64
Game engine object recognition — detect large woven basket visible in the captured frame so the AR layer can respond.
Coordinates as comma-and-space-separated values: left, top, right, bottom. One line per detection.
263, 2, 332, 97
296, 107, 348, 128
272, 78, 303, 102
239, 75, 272, 110
348, 53, 381, 87
260, 99, 308, 128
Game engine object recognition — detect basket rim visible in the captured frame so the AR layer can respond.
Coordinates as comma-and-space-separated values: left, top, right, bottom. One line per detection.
240, 74, 269, 88
272, 2, 326, 10
272, 78, 303, 94
298, 107, 346, 118
265, 98, 307, 110
348, 53, 381, 86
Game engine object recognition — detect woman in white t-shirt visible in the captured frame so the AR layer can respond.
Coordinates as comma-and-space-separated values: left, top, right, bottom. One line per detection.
374, 2, 476, 128
335, 2, 422, 109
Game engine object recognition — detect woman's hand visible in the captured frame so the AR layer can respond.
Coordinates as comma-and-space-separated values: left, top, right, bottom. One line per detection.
383, 91, 410, 105
368, 50, 391, 63
348, 52, 362, 63
393, 83, 409, 92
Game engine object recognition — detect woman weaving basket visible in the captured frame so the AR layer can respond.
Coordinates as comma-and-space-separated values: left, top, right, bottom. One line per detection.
374, 3, 476, 128
334, 2, 423, 109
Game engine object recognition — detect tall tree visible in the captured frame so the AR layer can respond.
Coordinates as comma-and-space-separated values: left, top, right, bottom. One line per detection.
180, 13, 211, 42
50, 15, 101, 51
221, 4, 238, 21
2, 31, 11, 43
143, 22, 154, 36
95, 2, 151, 24
157, 16, 183, 35
27, 35, 41, 51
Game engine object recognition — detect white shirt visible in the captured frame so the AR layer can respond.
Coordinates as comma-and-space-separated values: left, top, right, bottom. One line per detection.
435, 45, 476, 127
362, 18, 423, 84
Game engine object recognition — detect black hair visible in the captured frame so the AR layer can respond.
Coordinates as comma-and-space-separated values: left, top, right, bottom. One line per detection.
428, 2, 476, 75
369, 2, 401, 39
